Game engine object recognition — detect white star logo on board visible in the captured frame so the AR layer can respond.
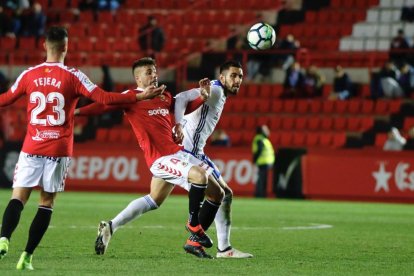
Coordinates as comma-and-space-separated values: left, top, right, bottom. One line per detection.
372, 162, 392, 192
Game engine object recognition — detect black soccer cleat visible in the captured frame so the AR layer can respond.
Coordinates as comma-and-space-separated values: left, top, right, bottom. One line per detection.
184, 237, 213, 259
185, 223, 213, 248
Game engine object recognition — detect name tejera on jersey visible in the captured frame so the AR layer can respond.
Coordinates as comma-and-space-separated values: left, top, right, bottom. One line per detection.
33, 77, 61, 88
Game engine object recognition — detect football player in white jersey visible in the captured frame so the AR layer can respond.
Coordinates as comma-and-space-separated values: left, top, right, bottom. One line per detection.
175, 60, 253, 258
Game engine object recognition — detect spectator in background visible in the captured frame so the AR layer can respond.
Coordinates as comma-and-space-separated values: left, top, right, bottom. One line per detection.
383, 127, 406, 151
78, 0, 98, 10
282, 61, 305, 98
4, 0, 30, 11
97, 0, 121, 11
0, 70, 9, 92
398, 62, 414, 97
303, 65, 325, 98
252, 125, 275, 198
139, 15, 165, 57
0, 5, 15, 37
97, 65, 123, 127
210, 129, 231, 147
390, 29, 410, 67
329, 65, 353, 100
403, 127, 414, 150
21, 2, 46, 39
276, 34, 299, 70
373, 61, 404, 99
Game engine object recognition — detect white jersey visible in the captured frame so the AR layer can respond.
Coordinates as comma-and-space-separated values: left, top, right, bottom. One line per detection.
181, 80, 226, 156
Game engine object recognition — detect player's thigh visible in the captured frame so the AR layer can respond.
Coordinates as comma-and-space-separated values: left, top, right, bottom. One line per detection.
13, 152, 44, 189
150, 151, 213, 190
11, 187, 33, 205
149, 177, 174, 206
41, 157, 71, 193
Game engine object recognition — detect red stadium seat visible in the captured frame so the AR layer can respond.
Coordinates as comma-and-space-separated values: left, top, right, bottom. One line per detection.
403, 117, 414, 131
295, 117, 307, 130
333, 132, 347, 148
333, 117, 347, 131
308, 117, 320, 130
319, 132, 333, 147
296, 100, 309, 114
375, 133, 388, 148
281, 117, 295, 130
306, 132, 319, 147
292, 131, 306, 146
320, 117, 333, 131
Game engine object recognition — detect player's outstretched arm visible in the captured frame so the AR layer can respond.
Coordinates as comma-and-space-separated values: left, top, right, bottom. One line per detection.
174, 78, 211, 122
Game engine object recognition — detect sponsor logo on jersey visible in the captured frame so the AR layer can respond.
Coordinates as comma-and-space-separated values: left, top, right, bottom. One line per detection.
32, 129, 60, 141
148, 107, 169, 116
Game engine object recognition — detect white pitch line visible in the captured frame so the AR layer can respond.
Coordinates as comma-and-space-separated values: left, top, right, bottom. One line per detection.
37, 223, 333, 231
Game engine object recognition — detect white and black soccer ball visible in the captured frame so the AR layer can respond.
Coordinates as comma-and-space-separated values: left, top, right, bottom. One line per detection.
247, 23, 276, 50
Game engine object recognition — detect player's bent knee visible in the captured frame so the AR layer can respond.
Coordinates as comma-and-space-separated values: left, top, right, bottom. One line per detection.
188, 166, 208, 184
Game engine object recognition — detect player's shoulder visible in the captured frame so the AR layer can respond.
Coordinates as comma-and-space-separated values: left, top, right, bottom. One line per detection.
210, 80, 224, 95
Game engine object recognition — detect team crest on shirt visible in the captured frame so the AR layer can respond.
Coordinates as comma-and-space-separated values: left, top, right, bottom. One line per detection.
159, 94, 166, 101
44, 68, 53, 73
32, 129, 60, 141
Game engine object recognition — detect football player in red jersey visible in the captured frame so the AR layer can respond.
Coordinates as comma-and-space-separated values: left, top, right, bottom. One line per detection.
0, 27, 164, 270
77, 57, 225, 259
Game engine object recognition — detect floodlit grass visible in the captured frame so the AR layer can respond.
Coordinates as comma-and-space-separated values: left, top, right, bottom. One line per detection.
0, 189, 413, 275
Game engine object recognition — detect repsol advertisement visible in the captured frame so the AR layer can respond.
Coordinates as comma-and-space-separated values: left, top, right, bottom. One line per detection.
66, 145, 257, 196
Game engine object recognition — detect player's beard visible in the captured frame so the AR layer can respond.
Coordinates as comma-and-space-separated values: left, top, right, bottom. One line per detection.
223, 79, 238, 96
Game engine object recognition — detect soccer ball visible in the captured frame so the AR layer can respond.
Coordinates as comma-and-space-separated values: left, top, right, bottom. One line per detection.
247, 23, 276, 50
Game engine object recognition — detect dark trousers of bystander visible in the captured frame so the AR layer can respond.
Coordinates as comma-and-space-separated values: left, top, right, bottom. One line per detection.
255, 165, 270, 198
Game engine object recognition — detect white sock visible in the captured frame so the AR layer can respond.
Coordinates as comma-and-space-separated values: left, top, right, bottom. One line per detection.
111, 195, 158, 232
214, 194, 232, 251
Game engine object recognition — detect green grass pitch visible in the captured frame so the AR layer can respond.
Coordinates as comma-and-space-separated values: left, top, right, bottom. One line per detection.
0, 189, 413, 275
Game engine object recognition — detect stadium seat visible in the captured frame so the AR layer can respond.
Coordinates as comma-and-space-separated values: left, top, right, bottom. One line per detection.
375, 133, 388, 148
333, 117, 347, 131
333, 132, 347, 148
320, 117, 334, 131
295, 117, 307, 130
403, 117, 414, 130
292, 131, 306, 146
281, 117, 295, 130
319, 132, 333, 147
306, 132, 319, 147
308, 117, 321, 130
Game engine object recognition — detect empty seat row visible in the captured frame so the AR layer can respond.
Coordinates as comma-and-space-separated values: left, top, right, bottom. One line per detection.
224, 99, 401, 115
219, 115, 374, 132
226, 130, 347, 148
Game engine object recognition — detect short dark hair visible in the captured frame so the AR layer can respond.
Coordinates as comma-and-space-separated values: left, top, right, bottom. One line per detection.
45, 26, 68, 43
219, 60, 242, 74
132, 57, 156, 74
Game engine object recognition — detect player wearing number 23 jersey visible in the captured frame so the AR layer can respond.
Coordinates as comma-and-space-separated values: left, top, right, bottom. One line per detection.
0, 27, 165, 271
0, 62, 137, 157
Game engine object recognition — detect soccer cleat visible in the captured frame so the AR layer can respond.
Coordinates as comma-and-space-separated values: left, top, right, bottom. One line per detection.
185, 223, 213, 248
184, 236, 213, 259
0, 237, 9, 259
216, 247, 253, 258
16, 251, 34, 270
95, 221, 113, 255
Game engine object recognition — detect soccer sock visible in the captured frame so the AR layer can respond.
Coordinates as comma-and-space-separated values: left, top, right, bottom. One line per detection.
0, 199, 24, 240
199, 199, 221, 232
25, 206, 52, 255
188, 184, 206, 227
111, 195, 158, 232
214, 193, 232, 251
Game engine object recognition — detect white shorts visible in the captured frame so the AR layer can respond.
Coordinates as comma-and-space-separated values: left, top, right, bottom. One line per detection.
13, 151, 71, 193
150, 150, 213, 190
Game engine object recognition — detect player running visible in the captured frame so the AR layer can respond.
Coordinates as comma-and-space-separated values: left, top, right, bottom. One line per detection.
76, 57, 225, 258
175, 60, 253, 258
0, 27, 164, 270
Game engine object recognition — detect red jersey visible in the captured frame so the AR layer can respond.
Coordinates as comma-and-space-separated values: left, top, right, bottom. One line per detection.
79, 89, 185, 167
0, 62, 137, 157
